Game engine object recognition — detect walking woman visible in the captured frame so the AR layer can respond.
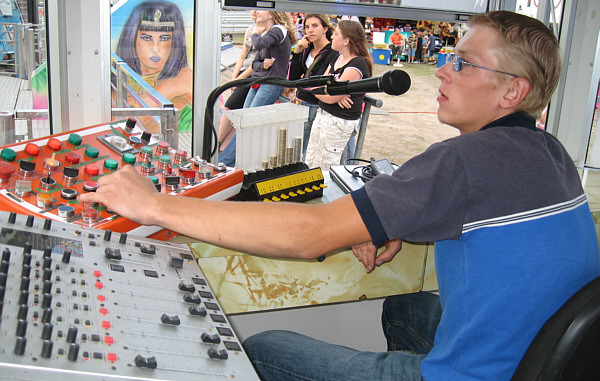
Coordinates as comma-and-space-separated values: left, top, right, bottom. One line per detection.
289, 14, 339, 156
219, 11, 297, 166
305, 20, 372, 170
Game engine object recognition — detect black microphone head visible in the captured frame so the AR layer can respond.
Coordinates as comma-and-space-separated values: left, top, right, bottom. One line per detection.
381, 70, 411, 96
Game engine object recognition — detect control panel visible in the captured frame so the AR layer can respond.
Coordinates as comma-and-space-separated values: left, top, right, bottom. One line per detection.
0, 210, 259, 380
0, 119, 244, 239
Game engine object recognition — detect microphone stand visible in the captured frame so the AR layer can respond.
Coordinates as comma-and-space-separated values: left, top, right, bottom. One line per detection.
202, 75, 335, 161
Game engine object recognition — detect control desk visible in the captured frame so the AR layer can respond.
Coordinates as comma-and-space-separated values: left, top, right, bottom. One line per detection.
0, 210, 259, 380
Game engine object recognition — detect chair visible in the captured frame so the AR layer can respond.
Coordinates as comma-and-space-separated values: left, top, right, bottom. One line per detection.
511, 276, 600, 381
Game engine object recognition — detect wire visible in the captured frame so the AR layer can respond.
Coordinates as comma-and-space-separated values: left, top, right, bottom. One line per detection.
343, 158, 374, 182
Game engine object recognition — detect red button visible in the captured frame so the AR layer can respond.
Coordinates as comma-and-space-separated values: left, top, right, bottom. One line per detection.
93, 270, 101, 278
84, 164, 100, 176
0, 162, 15, 181
158, 141, 169, 150
47, 138, 62, 150
99, 307, 108, 315
104, 336, 114, 344
25, 143, 40, 156
65, 152, 81, 164
95, 281, 104, 289
107, 353, 117, 362
181, 168, 195, 178
97, 294, 105, 302
102, 321, 111, 329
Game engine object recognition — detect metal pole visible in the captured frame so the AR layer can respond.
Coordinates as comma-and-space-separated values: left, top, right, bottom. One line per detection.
0, 112, 16, 145
116, 62, 127, 108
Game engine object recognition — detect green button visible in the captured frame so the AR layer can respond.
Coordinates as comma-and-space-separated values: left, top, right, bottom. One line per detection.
159, 155, 172, 163
68, 133, 82, 146
122, 153, 136, 164
104, 159, 118, 170
140, 146, 153, 155
1, 148, 17, 162
148, 175, 159, 184
85, 146, 99, 158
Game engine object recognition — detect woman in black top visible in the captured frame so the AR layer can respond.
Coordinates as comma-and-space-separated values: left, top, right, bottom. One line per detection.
289, 14, 339, 156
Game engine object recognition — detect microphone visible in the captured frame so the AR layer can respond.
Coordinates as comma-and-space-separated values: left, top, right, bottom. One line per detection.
310, 70, 411, 96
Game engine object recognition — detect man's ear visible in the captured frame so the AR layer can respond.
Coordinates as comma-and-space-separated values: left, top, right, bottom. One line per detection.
500, 77, 531, 109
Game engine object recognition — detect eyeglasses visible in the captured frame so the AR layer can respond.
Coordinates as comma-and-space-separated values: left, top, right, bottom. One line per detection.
447, 54, 519, 78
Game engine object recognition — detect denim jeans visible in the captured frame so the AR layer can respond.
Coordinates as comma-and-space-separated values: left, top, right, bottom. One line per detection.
243, 292, 441, 381
243, 84, 284, 108
298, 101, 319, 158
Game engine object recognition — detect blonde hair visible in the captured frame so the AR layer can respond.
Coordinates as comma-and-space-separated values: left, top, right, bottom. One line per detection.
468, 11, 562, 119
270, 11, 298, 45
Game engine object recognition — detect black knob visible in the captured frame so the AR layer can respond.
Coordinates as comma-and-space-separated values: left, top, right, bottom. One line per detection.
178, 282, 195, 292
42, 279, 52, 294
67, 343, 80, 361
188, 305, 207, 317
43, 218, 52, 231
62, 249, 71, 264
26, 215, 34, 227
160, 313, 181, 326
0, 286, 5, 301
0, 260, 8, 273
1, 247, 10, 261
207, 347, 228, 360
8, 212, 17, 224
17, 304, 28, 320
41, 340, 53, 358
103, 230, 112, 241
134, 354, 157, 369
23, 242, 32, 255
119, 232, 127, 244
201, 332, 221, 344
42, 293, 52, 309
66, 326, 78, 343
22, 253, 32, 266
43, 246, 52, 258
42, 268, 52, 282
0, 273, 6, 287
16, 319, 27, 337
43, 257, 52, 271
14, 336, 26, 355
41, 323, 53, 340
21, 264, 31, 278
104, 248, 122, 260
183, 294, 201, 305
18, 290, 29, 305
41, 308, 52, 324
20, 276, 30, 291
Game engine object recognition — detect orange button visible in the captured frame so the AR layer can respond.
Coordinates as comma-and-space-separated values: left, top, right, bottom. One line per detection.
47, 138, 62, 150
102, 321, 111, 329
99, 307, 108, 316
107, 353, 117, 362
104, 336, 114, 344
97, 294, 106, 302
25, 143, 40, 156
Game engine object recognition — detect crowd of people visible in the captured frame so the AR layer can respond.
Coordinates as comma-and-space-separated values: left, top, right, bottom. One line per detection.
217, 12, 459, 170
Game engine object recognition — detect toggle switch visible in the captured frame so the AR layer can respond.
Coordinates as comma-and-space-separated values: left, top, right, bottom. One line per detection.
134, 354, 157, 369
200, 332, 221, 344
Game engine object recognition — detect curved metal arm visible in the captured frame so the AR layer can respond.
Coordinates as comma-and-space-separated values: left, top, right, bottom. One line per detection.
202, 75, 335, 160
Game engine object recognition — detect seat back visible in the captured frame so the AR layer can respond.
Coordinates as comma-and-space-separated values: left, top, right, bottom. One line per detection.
511, 276, 600, 381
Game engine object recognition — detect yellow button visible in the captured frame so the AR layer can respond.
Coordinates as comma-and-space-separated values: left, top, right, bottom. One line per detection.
263, 198, 272, 202
289, 192, 297, 197
297, 190, 305, 195
272, 196, 280, 202
319, 184, 327, 188
304, 187, 313, 193
280, 194, 289, 199
312, 185, 320, 191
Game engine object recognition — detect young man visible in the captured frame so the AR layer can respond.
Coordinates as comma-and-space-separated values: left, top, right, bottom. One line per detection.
80, 11, 599, 381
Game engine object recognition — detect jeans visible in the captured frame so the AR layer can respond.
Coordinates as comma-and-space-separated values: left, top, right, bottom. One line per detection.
220, 84, 285, 166
243, 84, 284, 108
243, 292, 442, 381
299, 101, 319, 159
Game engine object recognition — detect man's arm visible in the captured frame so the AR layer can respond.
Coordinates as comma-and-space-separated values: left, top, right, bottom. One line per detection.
78, 166, 372, 259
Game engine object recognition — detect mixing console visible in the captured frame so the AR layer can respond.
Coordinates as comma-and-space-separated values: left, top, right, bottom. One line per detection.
0, 210, 259, 380
0, 119, 244, 239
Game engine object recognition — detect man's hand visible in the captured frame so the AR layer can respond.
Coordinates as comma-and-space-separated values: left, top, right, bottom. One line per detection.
77, 165, 160, 226
351, 238, 403, 273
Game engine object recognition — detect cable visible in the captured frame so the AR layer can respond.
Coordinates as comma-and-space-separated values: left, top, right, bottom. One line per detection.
343, 158, 373, 183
